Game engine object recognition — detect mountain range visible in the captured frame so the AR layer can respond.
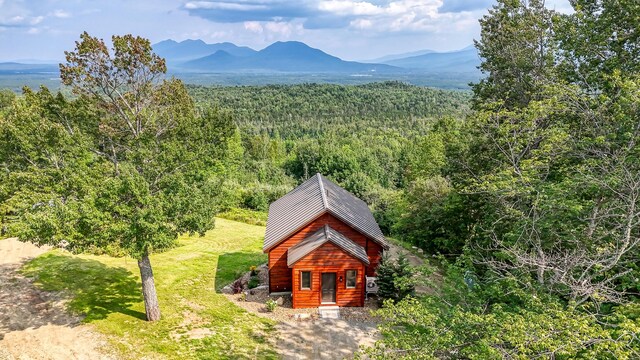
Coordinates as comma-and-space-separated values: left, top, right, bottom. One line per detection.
153, 39, 256, 63
384, 45, 479, 73
152, 39, 480, 75
177, 41, 396, 73
0, 40, 481, 89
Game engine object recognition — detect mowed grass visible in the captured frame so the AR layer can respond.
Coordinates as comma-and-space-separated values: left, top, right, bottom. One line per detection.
21, 218, 278, 359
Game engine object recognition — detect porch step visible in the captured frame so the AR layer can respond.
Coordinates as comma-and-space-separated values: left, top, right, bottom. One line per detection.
318, 306, 340, 319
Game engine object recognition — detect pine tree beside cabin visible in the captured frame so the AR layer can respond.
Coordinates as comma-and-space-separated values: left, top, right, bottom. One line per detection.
263, 174, 388, 308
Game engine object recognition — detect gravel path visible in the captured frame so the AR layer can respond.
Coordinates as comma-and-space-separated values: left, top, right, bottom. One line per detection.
0, 238, 115, 360
223, 241, 437, 359
227, 291, 380, 359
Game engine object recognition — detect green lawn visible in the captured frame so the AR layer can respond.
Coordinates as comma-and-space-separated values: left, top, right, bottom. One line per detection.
21, 218, 278, 359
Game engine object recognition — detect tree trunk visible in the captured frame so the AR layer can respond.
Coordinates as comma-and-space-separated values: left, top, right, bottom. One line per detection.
137, 253, 161, 321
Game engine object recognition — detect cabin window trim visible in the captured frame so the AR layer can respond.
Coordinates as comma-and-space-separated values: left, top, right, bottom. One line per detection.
345, 269, 357, 289
300, 270, 312, 290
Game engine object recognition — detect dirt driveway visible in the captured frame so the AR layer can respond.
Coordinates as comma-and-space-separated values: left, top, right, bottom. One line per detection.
276, 319, 377, 360
0, 238, 115, 360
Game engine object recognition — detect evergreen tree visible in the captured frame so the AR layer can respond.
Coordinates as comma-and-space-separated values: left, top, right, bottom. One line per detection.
376, 253, 415, 304
473, 0, 557, 109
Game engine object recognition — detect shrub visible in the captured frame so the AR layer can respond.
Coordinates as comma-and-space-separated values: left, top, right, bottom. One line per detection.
265, 299, 277, 312
377, 253, 415, 304
248, 276, 260, 289
250, 265, 258, 276
365, 295, 640, 359
232, 279, 244, 294
218, 208, 268, 226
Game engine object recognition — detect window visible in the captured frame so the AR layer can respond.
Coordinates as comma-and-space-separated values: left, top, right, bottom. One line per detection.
301, 271, 311, 290
346, 270, 357, 288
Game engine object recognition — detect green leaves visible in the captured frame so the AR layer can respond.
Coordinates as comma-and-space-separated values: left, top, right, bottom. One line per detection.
2, 34, 234, 261
366, 273, 640, 359
473, 0, 558, 109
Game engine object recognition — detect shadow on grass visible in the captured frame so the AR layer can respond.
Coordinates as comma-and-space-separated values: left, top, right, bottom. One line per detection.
21, 253, 146, 322
214, 251, 267, 292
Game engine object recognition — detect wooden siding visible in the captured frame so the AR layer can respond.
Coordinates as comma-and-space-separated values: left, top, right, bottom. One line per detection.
268, 213, 383, 293
291, 242, 365, 308
366, 240, 384, 276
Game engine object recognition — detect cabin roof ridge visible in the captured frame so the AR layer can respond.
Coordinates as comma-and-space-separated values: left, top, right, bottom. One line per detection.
317, 173, 330, 210
263, 173, 388, 252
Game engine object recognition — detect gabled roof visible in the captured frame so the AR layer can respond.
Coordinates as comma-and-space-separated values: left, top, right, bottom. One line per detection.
287, 225, 370, 267
263, 173, 388, 252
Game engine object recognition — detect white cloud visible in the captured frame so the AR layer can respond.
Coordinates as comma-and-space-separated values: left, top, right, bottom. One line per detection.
244, 20, 303, 41
244, 21, 263, 33
350, 18, 372, 29
312, 0, 462, 33
30, 16, 44, 25
185, 1, 268, 11
210, 30, 230, 39
318, 1, 383, 16
51, 10, 71, 18
264, 21, 299, 37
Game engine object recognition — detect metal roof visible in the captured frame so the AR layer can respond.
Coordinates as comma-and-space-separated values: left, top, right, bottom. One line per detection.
263, 173, 388, 252
287, 225, 370, 266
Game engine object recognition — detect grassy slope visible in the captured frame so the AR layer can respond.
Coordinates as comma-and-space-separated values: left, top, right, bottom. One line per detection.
21, 218, 277, 359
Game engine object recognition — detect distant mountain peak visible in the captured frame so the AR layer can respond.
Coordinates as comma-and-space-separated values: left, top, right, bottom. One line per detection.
181, 39, 206, 44
182, 40, 396, 73
155, 39, 177, 45
264, 41, 311, 49
152, 39, 257, 63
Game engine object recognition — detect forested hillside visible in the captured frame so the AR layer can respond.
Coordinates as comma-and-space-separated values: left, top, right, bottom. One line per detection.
184, 82, 470, 234
188, 82, 470, 136
365, 0, 640, 358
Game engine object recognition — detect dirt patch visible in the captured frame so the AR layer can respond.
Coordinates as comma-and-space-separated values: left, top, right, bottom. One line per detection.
386, 242, 425, 267
386, 242, 442, 294
0, 238, 116, 360
225, 288, 380, 359
276, 319, 378, 360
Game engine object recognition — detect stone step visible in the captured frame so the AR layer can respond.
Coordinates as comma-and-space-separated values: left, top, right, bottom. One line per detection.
318, 306, 340, 319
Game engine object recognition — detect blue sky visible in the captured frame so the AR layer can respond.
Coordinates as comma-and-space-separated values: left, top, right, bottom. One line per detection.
0, 0, 572, 62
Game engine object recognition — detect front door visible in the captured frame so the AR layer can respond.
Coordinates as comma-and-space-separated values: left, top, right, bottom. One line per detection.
321, 273, 336, 303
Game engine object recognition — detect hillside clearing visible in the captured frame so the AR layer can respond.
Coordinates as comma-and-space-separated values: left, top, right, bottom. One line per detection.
2, 218, 437, 359
11, 218, 277, 359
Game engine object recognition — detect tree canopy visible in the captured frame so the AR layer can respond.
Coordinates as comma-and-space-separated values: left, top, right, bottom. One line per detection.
0, 33, 234, 321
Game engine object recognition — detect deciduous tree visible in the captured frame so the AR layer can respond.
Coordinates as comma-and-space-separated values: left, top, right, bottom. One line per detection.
1, 33, 233, 321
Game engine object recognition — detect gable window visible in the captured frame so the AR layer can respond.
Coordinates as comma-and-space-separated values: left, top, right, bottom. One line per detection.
301, 271, 311, 290
346, 270, 357, 288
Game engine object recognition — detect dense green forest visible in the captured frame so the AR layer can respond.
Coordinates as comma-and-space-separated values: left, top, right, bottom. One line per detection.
1, 0, 640, 357
184, 82, 470, 234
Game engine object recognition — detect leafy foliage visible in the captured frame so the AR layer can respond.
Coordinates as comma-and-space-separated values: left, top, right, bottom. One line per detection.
1, 33, 235, 321
367, 293, 640, 359
366, 0, 640, 356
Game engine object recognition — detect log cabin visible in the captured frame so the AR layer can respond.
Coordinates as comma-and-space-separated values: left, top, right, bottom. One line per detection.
263, 173, 389, 308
